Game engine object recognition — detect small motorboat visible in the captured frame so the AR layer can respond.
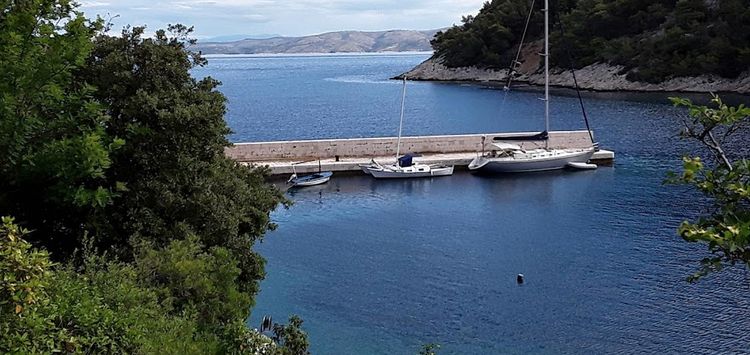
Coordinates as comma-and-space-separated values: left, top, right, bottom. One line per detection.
287, 160, 333, 187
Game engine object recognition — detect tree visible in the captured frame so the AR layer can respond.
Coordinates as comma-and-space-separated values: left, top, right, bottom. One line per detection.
272, 316, 310, 355
79, 24, 286, 312
431, 0, 750, 82
1, 0, 305, 352
0, 0, 123, 258
669, 95, 750, 281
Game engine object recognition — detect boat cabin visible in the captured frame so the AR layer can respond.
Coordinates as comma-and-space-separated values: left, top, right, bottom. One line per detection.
486, 143, 523, 158
398, 154, 415, 167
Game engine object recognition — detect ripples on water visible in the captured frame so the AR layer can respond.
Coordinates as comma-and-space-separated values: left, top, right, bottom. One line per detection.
193, 54, 750, 354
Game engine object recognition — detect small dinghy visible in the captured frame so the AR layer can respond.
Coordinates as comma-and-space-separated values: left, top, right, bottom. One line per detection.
288, 160, 333, 187
566, 162, 598, 170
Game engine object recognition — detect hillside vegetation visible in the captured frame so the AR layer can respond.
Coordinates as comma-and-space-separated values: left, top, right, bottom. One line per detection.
431, 0, 750, 82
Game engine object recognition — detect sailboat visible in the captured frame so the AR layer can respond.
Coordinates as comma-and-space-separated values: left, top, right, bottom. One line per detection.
287, 160, 333, 187
365, 78, 454, 179
468, 0, 596, 174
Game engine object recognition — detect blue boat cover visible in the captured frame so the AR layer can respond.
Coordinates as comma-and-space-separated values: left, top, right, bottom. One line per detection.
492, 131, 549, 141
398, 154, 414, 167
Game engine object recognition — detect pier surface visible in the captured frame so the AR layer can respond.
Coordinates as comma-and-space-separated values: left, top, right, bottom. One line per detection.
226, 130, 615, 175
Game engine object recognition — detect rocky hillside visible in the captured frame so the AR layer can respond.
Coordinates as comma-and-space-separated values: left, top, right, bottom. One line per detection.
401, 56, 750, 94
194, 30, 439, 54
424, 0, 750, 91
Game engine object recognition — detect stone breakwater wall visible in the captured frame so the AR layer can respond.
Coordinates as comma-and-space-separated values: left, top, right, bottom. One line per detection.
401, 57, 750, 94
225, 130, 594, 162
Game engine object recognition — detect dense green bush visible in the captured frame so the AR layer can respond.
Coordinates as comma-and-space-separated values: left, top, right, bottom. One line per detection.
1, 0, 305, 353
1, 217, 220, 353
432, 0, 750, 82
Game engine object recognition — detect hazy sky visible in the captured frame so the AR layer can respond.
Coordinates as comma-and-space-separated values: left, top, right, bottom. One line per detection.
79, 0, 486, 39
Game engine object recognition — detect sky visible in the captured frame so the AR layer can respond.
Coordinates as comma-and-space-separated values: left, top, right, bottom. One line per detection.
79, 0, 487, 40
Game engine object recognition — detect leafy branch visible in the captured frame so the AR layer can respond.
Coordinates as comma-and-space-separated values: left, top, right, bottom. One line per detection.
669, 95, 750, 282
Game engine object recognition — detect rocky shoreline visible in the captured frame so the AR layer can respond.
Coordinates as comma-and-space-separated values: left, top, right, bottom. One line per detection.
399, 57, 750, 94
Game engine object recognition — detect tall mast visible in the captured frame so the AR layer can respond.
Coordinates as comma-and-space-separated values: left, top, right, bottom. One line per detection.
396, 77, 407, 158
544, 0, 550, 149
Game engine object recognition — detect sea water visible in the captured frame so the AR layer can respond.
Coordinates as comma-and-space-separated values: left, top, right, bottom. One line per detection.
193, 54, 750, 354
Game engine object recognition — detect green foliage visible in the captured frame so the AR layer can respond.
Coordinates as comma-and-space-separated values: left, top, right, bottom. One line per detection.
0, 0, 122, 257
0, 0, 304, 353
1, 216, 220, 354
272, 316, 311, 355
81, 25, 286, 300
1, 216, 310, 354
432, 0, 750, 82
0, 217, 51, 318
432, 0, 544, 68
668, 95, 750, 281
135, 236, 251, 328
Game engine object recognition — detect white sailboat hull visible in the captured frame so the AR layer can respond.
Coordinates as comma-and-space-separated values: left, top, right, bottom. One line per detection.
367, 164, 454, 179
469, 148, 595, 173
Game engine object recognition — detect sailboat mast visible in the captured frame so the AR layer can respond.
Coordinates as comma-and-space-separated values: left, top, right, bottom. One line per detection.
544, 0, 550, 149
396, 77, 407, 158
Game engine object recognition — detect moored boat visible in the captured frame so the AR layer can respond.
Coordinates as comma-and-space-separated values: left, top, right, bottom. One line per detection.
367, 155, 454, 179
288, 171, 333, 187
366, 77, 454, 179
287, 160, 333, 187
468, 0, 598, 175
469, 143, 595, 173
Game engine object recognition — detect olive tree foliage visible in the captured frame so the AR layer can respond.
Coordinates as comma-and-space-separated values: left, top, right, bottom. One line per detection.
669, 95, 750, 282
81, 25, 286, 300
1, 0, 306, 352
0, 0, 123, 257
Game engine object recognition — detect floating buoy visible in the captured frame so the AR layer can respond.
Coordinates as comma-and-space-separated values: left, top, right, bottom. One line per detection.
517, 274, 525, 284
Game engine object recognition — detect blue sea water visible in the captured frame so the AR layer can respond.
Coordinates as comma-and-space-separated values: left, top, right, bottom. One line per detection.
193, 54, 750, 354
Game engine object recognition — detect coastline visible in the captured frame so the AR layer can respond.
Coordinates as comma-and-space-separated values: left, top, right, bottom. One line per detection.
397, 57, 750, 95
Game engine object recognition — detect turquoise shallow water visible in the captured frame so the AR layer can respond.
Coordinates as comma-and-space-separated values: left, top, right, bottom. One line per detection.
193, 54, 750, 354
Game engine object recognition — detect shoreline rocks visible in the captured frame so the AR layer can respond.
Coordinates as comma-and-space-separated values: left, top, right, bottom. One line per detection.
399, 57, 750, 94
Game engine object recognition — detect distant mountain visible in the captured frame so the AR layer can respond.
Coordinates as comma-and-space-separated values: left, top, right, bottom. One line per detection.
193, 29, 439, 54
202, 34, 281, 42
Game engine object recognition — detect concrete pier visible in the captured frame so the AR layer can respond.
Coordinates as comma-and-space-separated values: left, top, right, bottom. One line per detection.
225, 130, 614, 175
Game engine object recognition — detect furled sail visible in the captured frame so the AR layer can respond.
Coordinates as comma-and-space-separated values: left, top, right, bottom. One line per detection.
492, 131, 549, 142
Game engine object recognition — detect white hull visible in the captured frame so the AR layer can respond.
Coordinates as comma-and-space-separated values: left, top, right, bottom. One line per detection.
359, 164, 374, 175
292, 176, 331, 186
367, 164, 454, 179
469, 148, 595, 173
288, 171, 333, 187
